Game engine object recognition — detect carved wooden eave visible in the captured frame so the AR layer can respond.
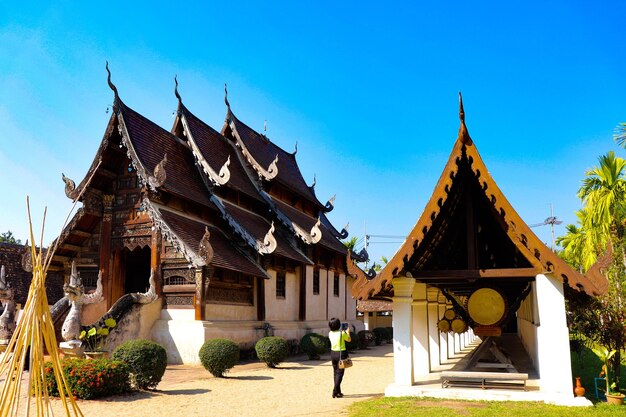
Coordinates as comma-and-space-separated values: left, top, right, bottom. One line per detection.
142, 199, 208, 267
324, 194, 336, 213
352, 95, 608, 301
209, 195, 277, 254
226, 111, 279, 181
346, 250, 376, 284
179, 110, 231, 186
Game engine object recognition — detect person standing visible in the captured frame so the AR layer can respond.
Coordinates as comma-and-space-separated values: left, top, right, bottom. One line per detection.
328, 317, 351, 398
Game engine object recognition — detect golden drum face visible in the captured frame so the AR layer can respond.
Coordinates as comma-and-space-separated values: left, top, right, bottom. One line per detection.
467, 288, 506, 326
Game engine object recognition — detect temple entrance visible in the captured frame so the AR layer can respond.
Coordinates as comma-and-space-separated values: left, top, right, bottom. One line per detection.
124, 246, 151, 294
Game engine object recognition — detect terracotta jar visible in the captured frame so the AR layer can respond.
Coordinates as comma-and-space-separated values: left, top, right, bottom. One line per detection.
574, 377, 585, 397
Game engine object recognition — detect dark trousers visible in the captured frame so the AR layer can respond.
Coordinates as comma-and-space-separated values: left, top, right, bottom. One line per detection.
331, 350, 348, 395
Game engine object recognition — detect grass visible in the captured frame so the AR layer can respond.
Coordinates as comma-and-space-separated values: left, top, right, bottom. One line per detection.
348, 397, 626, 417
348, 343, 626, 416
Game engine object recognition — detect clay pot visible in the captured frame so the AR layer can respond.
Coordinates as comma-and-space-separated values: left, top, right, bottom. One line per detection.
574, 376, 586, 397
606, 393, 625, 405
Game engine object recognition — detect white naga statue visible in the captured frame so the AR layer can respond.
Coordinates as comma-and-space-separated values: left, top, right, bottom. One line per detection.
0, 265, 17, 344
61, 261, 104, 343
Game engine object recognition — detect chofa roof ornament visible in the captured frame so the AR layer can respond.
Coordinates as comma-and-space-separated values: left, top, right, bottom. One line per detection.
310, 217, 322, 244
198, 227, 214, 265
458, 92, 472, 145
262, 222, 277, 254
105, 61, 120, 110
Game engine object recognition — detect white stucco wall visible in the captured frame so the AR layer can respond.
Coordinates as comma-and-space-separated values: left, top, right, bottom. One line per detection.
305, 266, 327, 321
265, 269, 299, 321
327, 271, 345, 320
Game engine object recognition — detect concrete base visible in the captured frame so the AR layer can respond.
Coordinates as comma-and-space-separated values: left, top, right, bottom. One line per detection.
384, 383, 592, 406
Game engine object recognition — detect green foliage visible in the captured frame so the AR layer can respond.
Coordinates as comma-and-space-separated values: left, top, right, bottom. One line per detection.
345, 330, 358, 351
372, 327, 390, 346
199, 338, 240, 377
112, 339, 167, 390
255, 336, 289, 368
300, 333, 329, 360
357, 330, 375, 349
80, 317, 117, 352
0, 231, 21, 244
44, 357, 130, 399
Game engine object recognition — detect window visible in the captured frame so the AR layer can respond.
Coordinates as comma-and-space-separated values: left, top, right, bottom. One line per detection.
313, 268, 320, 295
333, 275, 340, 297
276, 271, 286, 298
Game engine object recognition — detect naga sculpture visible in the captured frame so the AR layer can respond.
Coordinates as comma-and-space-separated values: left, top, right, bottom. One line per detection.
0, 265, 17, 344
61, 261, 104, 343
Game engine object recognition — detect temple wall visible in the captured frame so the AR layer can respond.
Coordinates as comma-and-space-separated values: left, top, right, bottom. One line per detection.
264, 269, 299, 321
305, 266, 328, 321
327, 271, 345, 320
345, 275, 357, 321
204, 303, 256, 321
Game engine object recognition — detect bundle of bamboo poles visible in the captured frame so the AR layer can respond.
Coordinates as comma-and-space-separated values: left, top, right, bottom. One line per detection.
0, 198, 83, 417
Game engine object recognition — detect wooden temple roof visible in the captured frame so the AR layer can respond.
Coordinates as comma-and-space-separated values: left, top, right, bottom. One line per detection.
224, 107, 326, 210
55, 70, 355, 278
352, 94, 608, 301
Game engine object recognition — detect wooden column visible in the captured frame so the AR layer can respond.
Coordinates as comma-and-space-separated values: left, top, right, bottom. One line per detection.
257, 276, 266, 321
150, 227, 162, 296
299, 266, 306, 321
194, 267, 206, 321
99, 195, 114, 308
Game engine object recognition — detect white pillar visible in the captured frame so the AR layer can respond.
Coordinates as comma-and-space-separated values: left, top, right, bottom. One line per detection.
535, 274, 574, 396
392, 277, 415, 386
363, 312, 370, 331
448, 329, 455, 358
454, 333, 461, 354
427, 300, 440, 371
438, 303, 448, 363
412, 283, 430, 378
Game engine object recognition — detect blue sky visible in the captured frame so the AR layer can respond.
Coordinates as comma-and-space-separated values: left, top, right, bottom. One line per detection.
0, 1, 625, 266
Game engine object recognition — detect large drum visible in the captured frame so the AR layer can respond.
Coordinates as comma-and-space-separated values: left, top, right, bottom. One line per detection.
466, 287, 508, 326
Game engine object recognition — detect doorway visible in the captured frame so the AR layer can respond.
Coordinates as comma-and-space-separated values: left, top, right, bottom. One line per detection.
124, 246, 151, 293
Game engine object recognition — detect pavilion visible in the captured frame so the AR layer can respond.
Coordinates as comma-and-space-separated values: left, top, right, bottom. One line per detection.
350, 94, 608, 403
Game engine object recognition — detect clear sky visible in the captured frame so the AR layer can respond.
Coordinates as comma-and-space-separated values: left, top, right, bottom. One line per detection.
1, 1, 625, 266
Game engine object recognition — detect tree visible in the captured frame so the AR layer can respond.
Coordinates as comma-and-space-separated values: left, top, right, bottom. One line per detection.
0, 231, 21, 245
342, 236, 358, 252
559, 148, 626, 388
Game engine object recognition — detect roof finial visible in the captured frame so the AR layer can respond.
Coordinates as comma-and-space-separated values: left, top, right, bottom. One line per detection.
224, 83, 230, 108
174, 75, 182, 106
105, 61, 119, 105
457, 91, 472, 145
459, 91, 465, 123
293, 141, 298, 155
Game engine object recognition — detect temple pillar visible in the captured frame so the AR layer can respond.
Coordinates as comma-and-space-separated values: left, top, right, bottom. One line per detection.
99, 195, 114, 307
427, 289, 440, 371
392, 276, 415, 386
363, 312, 371, 331
194, 267, 208, 320
150, 227, 162, 296
454, 333, 461, 354
412, 283, 430, 378
535, 274, 573, 395
438, 301, 448, 363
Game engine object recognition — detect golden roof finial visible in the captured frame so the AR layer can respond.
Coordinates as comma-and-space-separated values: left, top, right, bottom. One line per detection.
105, 61, 119, 107
457, 91, 472, 145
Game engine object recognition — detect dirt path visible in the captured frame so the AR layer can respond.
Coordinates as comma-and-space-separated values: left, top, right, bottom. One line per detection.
46, 344, 394, 417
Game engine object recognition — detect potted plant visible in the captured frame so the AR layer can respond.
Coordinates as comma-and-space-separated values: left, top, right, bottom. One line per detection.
593, 347, 625, 405
79, 317, 117, 358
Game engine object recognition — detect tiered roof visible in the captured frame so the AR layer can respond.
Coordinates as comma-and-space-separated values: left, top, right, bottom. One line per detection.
53, 68, 354, 278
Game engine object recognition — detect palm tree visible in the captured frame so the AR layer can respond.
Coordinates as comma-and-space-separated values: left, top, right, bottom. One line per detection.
556, 209, 606, 272
569, 150, 626, 387
614, 122, 626, 149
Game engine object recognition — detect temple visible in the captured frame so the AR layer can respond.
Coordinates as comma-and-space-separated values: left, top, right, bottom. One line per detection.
350, 94, 608, 403
50, 68, 363, 363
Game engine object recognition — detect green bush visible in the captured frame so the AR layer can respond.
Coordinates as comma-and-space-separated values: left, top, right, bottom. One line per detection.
300, 333, 329, 360
345, 330, 358, 352
112, 339, 167, 390
199, 338, 240, 377
255, 336, 289, 368
44, 358, 131, 399
358, 330, 375, 349
372, 327, 389, 346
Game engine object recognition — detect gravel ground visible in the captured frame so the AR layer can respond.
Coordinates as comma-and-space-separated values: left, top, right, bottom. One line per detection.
45, 343, 394, 417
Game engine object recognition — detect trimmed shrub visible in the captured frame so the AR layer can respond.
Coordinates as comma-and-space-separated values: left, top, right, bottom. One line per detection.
358, 330, 375, 349
372, 327, 389, 346
112, 339, 167, 390
44, 357, 131, 399
255, 336, 289, 368
300, 333, 329, 360
345, 330, 358, 352
385, 327, 394, 342
199, 338, 240, 377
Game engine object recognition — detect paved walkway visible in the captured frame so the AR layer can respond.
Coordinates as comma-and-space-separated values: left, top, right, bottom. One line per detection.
47, 344, 394, 417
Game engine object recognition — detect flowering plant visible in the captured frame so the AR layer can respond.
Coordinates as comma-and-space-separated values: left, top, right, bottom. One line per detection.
79, 317, 117, 352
